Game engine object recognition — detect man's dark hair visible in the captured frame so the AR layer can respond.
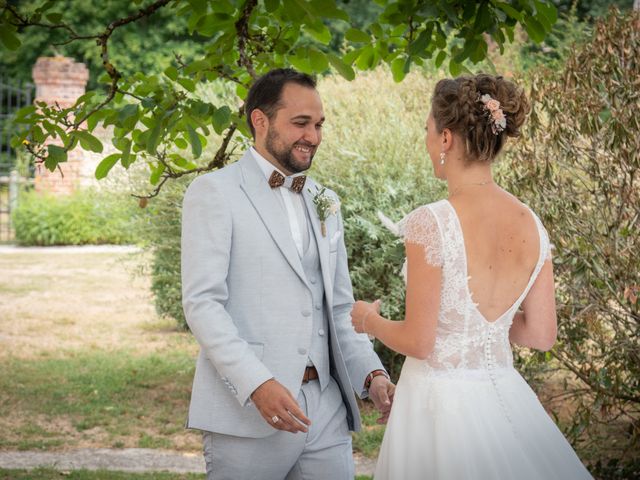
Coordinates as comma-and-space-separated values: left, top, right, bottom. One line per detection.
245, 68, 317, 138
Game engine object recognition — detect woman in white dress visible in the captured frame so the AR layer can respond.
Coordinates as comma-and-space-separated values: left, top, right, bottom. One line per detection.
351, 74, 593, 479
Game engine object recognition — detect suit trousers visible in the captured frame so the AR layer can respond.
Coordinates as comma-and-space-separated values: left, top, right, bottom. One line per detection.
202, 377, 354, 480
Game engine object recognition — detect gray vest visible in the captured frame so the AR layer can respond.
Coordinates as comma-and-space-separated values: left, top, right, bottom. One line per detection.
300, 209, 330, 391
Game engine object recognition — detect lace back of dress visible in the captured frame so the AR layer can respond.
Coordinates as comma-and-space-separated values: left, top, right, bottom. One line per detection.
399, 200, 551, 375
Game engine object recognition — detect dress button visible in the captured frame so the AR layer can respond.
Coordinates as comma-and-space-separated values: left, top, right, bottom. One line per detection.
302, 310, 311, 317
318, 329, 325, 336
298, 348, 307, 355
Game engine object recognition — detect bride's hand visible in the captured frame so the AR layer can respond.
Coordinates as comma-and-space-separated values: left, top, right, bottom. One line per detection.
351, 299, 381, 335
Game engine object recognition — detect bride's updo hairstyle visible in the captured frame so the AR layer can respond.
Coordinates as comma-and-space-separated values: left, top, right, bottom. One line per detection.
431, 74, 530, 163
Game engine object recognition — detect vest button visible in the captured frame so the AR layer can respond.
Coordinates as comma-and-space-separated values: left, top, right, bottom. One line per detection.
310, 277, 317, 284
302, 310, 311, 317
315, 304, 321, 311
318, 329, 325, 336
298, 348, 307, 355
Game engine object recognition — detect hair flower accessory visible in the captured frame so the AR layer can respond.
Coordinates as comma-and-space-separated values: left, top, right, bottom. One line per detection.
479, 93, 507, 135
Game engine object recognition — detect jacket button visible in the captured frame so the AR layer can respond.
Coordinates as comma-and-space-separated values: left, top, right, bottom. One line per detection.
298, 348, 307, 355
302, 310, 311, 317
315, 304, 321, 311
318, 329, 325, 336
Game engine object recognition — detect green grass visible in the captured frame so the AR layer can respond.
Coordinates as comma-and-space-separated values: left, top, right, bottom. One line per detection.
351, 402, 386, 458
0, 469, 205, 479
0, 349, 195, 450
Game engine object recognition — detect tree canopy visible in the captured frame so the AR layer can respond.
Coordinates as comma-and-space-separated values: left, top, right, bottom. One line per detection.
1, 0, 557, 195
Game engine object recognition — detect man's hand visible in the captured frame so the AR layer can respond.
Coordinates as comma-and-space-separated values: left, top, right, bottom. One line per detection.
368, 375, 396, 424
250, 379, 311, 433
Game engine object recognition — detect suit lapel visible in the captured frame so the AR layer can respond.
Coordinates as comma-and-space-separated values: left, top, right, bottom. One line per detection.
239, 152, 309, 288
303, 180, 333, 307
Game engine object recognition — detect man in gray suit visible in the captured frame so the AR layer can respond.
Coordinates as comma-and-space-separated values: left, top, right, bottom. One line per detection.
181, 68, 394, 479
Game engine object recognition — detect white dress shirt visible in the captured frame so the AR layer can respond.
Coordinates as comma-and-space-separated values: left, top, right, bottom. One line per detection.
250, 147, 309, 257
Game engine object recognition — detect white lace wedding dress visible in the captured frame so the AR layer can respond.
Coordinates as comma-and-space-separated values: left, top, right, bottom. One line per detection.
374, 200, 593, 479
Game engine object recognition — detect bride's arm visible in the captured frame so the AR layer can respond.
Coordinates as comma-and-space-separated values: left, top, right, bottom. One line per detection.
509, 259, 557, 351
352, 241, 441, 360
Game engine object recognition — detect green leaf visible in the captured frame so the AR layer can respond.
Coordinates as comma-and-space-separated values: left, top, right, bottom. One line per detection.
345, 28, 370, 43
120, 139, 134, 168
305, 23, 331, 45
327, 54, 355, 81
434, 50, 447, 68
212, 106, 231, 134
390, 57, 407, 83
495, 2, 523, 22
288, 54, 313, 74
146, 122, 162, 154
45, 145, 67, 171
0, 27, 21, 50
524, 17, 546, 43
174, 137, 188, 149
164, 66, 179, 81
45, 12, 63, 23
74, 131, 104, 153
177, 77, 196, 92
265, 0, 280, 13
118, 104, 139, 130
534, 0, 557, 31
149, 162, 166, 185
449, 58, 463, 76
308, 49, 329, 72
186, 125, 202, 159
95, 153, 120, 179
355, 46, 376, 71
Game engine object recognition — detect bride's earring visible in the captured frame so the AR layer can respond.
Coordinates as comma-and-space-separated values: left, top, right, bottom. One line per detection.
440, 152, 446, 165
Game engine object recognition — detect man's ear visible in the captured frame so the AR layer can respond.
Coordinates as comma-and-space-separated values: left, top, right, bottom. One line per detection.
251, 109, 268, 135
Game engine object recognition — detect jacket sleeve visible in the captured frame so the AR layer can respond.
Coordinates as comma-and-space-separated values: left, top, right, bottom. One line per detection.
329, 192, 386, 398
181, 175, 273, 406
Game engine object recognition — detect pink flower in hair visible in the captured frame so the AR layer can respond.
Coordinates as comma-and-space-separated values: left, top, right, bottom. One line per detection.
479, 93, 506, 135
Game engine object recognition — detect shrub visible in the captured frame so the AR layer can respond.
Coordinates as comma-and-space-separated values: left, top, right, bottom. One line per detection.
12, 188, 137, 246
498, 9, 639, 472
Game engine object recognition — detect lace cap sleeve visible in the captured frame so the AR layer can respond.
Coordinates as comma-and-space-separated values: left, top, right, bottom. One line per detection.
398, 205, 443, 267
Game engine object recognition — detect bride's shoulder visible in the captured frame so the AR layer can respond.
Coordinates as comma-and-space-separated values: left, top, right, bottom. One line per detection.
398, 200, 446, 236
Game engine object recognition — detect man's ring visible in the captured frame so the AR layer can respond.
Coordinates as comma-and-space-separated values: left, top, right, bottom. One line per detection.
271, 415, 280, 424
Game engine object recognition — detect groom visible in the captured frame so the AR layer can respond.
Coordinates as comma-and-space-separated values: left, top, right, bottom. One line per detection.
181, 68, 394, 479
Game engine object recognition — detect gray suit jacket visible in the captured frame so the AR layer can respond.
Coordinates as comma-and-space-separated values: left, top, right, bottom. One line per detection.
181, 151, 384, 438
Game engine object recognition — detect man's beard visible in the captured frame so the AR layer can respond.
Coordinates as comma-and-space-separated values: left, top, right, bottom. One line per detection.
265, 126, 315, 174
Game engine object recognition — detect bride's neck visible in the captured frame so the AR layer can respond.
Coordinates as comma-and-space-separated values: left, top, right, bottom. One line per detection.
446, 160, 493, 194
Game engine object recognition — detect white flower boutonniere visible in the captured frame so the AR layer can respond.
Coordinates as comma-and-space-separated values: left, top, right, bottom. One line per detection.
310, 186, 339, 237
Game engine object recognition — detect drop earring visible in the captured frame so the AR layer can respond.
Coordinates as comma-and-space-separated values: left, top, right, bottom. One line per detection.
440, 152, 446, 165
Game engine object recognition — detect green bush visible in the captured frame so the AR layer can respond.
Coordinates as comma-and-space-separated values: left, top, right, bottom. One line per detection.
498, 9, 639, 472
12, 188, 137, 246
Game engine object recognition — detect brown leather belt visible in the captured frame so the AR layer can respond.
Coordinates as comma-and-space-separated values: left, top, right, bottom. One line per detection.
302, 366, 319, 383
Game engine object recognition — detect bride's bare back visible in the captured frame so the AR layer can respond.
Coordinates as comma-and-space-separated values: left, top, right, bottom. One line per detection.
449, 187, 540, 322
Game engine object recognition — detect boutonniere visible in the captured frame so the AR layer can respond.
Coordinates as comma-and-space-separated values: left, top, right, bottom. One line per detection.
309, 186, 339, 237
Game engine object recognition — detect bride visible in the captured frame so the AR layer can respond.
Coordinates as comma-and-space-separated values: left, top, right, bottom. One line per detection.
351, 74, 593, 479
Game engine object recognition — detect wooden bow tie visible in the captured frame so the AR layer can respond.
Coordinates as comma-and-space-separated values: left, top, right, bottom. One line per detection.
268, 170, 306, 193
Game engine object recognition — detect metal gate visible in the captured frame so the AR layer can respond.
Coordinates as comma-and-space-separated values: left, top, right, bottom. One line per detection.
0, 76, 35, 243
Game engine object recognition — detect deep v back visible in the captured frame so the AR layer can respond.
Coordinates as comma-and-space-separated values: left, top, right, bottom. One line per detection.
398, 199, 551, 371
445, 199, 543, 323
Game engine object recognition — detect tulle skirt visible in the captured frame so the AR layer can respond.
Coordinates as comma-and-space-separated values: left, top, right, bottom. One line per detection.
374, 359, 593, 479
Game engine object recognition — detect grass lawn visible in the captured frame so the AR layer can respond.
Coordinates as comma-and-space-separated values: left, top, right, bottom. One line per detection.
0, 249, 382, 462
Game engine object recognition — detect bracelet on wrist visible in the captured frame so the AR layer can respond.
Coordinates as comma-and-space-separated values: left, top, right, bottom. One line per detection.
365, 369, 389, 390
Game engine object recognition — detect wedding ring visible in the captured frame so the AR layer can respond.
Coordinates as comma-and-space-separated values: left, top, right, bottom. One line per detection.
271, 415, 280, 424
